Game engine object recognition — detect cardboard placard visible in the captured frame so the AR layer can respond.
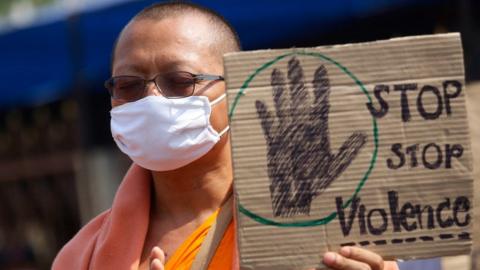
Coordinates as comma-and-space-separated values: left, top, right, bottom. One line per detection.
224, 33, 473, 270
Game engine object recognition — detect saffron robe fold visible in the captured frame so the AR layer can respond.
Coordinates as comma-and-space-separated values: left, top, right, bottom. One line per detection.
164, 209, 234, 270
52, 164, 238, 270
52, 164, 397, 270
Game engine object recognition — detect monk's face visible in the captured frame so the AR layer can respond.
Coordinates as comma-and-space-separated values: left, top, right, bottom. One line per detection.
111, 14, 228, 140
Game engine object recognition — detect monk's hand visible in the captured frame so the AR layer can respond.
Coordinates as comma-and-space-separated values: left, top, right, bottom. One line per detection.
149, 246, 166, 270
321, 246, 384, 270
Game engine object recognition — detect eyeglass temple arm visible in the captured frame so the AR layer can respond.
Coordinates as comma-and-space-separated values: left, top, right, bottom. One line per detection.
195, 74, 224, 81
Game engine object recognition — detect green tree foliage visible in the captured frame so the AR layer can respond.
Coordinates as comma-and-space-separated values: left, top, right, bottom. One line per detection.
0, 0, 56, 17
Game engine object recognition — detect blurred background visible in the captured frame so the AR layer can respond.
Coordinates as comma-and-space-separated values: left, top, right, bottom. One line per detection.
0, 0, 478, 269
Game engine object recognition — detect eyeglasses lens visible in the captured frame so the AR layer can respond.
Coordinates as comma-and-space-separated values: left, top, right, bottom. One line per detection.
156, 72, 195, 98
111, 77, 145, 101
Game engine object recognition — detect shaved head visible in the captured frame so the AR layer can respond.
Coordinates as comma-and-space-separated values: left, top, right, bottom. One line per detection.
111, 1, 241, 69
109, 1, 234, 173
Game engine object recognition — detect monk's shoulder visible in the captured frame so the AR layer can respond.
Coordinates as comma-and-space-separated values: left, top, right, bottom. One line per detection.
52, 209, 111, 270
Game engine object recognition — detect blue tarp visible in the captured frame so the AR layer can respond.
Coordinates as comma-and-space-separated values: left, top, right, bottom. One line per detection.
0, 0, 440, 108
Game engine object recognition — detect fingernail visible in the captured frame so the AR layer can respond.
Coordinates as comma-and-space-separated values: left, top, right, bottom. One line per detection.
323, 252, 336, 265
340, 246, 351, 257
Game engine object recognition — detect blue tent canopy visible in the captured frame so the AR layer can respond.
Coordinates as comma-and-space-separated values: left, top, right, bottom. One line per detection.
0, 0, 439, 108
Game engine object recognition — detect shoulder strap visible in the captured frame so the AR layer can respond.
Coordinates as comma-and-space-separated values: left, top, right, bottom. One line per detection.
190, 195, 233, 270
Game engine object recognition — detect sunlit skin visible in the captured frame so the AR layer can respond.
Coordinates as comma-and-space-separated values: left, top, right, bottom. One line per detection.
112, 12, 387, 270
113, 14, 232, 270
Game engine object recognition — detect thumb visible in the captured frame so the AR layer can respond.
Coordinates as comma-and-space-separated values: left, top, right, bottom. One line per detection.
150, 246, 166, 270
313, 131, 366, 192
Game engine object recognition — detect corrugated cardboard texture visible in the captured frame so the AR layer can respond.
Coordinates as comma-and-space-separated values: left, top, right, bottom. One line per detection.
224, 33, 473, 270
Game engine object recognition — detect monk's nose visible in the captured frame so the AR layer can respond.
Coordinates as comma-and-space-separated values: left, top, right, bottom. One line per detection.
145, 81, 162, 97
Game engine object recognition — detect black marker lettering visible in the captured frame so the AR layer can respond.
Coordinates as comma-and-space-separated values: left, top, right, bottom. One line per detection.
453, 196, 470, 227
422, 143, 442, 169
367, 209, 388, 235
394, 83, 417, 122
400, 202, 417, 231
336, 196, 360, 236
388, 191, 402, 232
359, 204, 367, 235
417, 85, 443, 120
405, 144, 419, 168
367, 85, 390, 118
415, 205, 435, 229
336, 192, 470, 237
445, 144, 463, 168
387, 143, 405, 169
443, 80, 462, 115
436, 198, 454, 228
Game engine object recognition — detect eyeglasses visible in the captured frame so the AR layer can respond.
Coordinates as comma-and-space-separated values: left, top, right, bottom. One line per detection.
104, 71, 224, 101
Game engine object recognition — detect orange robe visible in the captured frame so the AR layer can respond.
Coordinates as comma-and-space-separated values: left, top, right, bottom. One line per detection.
52, 164, 238, 270
164, 212, 398, 270
164, 209, 234, 270
52, 164, 397, 270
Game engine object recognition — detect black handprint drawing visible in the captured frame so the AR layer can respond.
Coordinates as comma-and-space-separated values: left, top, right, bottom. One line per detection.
255, 57, 367, 217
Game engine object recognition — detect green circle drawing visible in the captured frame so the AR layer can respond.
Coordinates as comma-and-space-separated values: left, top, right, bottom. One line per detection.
228, 50, 379, 227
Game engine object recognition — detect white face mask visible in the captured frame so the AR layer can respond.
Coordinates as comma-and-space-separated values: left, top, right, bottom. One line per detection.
110, 93, 229, 171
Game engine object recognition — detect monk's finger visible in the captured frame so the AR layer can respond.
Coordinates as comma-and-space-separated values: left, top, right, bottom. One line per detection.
150, 258, 164, 270
323, 251, 372, 270
339, 247, 384, 270
151, 246, 166, 264
150, 247, 166, 270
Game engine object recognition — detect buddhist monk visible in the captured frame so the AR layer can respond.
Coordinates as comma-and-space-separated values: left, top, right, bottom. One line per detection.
53, 2, 398, 270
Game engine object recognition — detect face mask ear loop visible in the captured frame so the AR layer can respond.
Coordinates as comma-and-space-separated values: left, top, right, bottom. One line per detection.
209, 93, 229, 136
210, 93, 226, 106
218, 125, 230, 137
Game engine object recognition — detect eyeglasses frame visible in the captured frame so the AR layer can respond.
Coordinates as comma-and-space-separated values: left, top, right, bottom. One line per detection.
104, 71, 224, 100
